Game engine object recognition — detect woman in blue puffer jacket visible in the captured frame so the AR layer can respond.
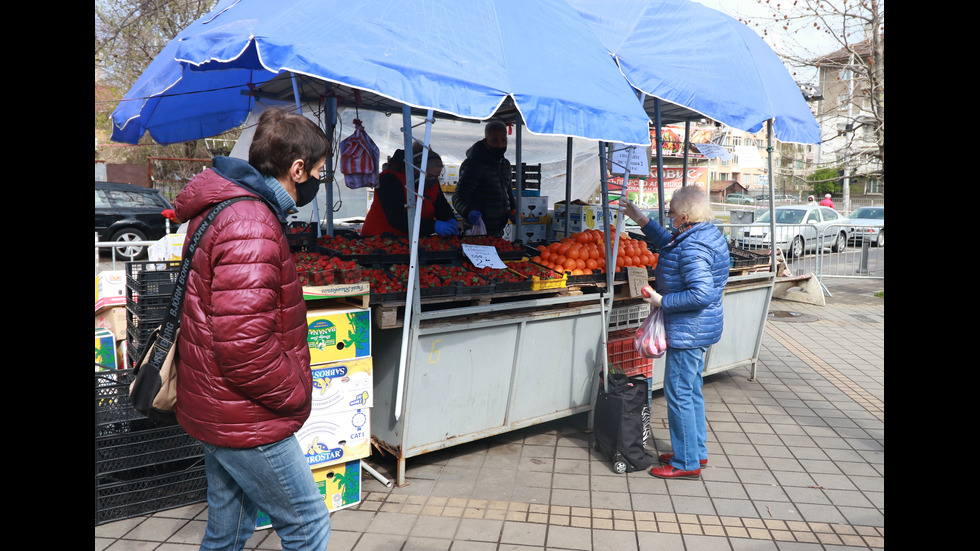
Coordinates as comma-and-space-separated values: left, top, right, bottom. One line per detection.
621, 186, 730, 481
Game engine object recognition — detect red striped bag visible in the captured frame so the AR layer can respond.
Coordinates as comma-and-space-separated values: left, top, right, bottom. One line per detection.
340, 120, 380, 189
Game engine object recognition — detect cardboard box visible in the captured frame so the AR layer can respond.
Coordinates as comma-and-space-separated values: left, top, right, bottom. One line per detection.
513, 222, 548, 243
256, 459, 361, 529
302, 281, 370, 304
96, 271, 127, 312
295, 408, 371, 469
519, 196, 549, 223
306, 306, 371, 365
313, 459, 362, 513
311, 357, 374, 414
95, 328, 117, 371
95, 305, 127, 342
552, 202, 620, 232
148, 234, 184, 261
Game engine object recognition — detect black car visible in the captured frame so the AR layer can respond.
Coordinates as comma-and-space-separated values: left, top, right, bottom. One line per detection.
95, 181, 175, 260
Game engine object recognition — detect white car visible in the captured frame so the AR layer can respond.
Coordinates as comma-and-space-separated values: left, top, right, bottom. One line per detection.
735, 204, 849, 258
845, 206, 884, 247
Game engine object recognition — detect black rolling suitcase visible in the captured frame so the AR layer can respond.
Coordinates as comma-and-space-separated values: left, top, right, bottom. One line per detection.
593, 372, 653, 474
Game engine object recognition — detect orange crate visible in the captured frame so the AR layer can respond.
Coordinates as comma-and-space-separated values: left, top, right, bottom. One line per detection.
606, 329, 653, 378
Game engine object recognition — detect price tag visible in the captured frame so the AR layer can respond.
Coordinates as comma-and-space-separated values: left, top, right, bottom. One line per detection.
461, 244, 507, 269
626, 266, 647, 297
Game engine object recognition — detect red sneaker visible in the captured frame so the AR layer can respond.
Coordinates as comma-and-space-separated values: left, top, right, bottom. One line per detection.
649, 464, 701, 480
658, 453, 708, 468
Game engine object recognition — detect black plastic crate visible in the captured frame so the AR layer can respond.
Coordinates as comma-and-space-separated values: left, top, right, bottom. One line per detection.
730, 248, 770, 270
97, 425, 204, 476
511, 163, 541, 191
126, 293, 172, 324
286, 223, 317, 251
96, 462, 208, 525
126, 261, 181, 297
126, 318, 158, 359
96, 370, 144, 427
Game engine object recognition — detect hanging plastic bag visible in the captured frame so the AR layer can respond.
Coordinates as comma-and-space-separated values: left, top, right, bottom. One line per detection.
634, 306, 667, 358
339, 119, 380, 189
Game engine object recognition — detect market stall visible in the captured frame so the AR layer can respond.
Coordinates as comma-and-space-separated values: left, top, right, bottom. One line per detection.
105, 0, 820, 498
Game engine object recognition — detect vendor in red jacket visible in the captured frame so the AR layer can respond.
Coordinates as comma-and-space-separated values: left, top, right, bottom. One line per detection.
360, 144, 458, 237
172, 107, 331, 550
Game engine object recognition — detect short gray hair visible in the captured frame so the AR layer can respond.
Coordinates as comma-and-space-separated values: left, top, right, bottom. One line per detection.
669, 186, 713, 223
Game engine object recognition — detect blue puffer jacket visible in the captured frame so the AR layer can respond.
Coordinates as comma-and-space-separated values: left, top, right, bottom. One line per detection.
640, 221, 730, 349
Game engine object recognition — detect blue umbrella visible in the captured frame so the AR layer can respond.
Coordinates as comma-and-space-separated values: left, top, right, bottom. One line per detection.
111, 0, 652, 146
566, 0, 821, 144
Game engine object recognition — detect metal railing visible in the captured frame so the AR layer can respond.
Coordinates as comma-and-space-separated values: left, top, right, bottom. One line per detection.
717, 221, 884, 284
95, 233, 170, 276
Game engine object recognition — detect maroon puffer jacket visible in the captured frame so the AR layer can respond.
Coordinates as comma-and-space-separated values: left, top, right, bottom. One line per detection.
172, 167, 312, 448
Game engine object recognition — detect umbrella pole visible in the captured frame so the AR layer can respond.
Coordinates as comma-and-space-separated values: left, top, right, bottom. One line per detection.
683, 120, 690, 187
394, 108, 433, 422
654, 99, 665, 227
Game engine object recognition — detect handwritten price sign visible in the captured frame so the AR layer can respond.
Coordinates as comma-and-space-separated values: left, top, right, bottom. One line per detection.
461, 244, 507, 269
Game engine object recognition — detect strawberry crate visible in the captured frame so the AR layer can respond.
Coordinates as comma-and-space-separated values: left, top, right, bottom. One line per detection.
606, 328, 653, 378
285, 222, 317, 251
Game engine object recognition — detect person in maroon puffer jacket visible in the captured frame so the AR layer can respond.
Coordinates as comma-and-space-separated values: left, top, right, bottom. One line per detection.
172, 107, 331, 550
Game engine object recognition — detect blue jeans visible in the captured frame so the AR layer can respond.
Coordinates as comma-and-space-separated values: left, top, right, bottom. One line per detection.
200, 435, 330, 551
663, 347, 708, 471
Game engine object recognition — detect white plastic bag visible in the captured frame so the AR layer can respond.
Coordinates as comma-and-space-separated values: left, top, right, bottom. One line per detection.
465, 217, 487, 236
634, 307, 667, 358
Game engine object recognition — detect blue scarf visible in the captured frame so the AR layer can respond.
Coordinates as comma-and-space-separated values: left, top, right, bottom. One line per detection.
264, 175, 298, 215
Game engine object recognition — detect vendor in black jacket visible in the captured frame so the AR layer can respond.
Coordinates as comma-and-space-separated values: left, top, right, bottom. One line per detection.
452, 120, 516, 237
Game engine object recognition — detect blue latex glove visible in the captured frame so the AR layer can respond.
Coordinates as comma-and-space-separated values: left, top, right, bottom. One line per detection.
434, 218, 458, 237
468, 210, 483, 224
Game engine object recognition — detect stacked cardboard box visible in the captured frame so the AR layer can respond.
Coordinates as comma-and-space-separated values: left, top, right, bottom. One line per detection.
96, 271, 128, 369
258, 299, 373, 529
551, 201, 620, 239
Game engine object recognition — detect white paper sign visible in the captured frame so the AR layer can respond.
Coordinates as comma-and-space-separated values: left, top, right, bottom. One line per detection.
733, 145, 764, 168
610, 145, 650, 176
461, 244, 507, 269
692, 142, 732, 161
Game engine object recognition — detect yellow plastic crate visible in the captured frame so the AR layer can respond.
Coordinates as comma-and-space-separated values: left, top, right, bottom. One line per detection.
531, 272, 567, 291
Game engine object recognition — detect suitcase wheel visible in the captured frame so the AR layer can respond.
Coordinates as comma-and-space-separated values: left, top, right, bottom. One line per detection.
613, 453, 628, 474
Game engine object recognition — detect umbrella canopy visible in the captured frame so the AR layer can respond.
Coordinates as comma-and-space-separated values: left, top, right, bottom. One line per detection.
566, 0, 821, 144
111, 0, 652, 146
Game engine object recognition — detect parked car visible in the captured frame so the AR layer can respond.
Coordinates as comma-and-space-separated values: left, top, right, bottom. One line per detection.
734, 204, 849, 258
754, 193, 799, 205
95, 181, 175, 260
725, 193, 755, 205
845, 206, 884, 247
623, 208, 658, 229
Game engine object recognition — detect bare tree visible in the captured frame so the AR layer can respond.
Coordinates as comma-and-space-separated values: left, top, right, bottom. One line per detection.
96, 0, 238, 180
736, 0, 884, 202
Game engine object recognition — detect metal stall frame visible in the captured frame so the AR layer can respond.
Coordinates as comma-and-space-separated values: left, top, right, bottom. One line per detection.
370, 108, 777, 487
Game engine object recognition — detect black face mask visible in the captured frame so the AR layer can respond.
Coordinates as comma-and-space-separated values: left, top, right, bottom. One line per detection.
295, 176, 321, 207
488, 145, 507, 158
